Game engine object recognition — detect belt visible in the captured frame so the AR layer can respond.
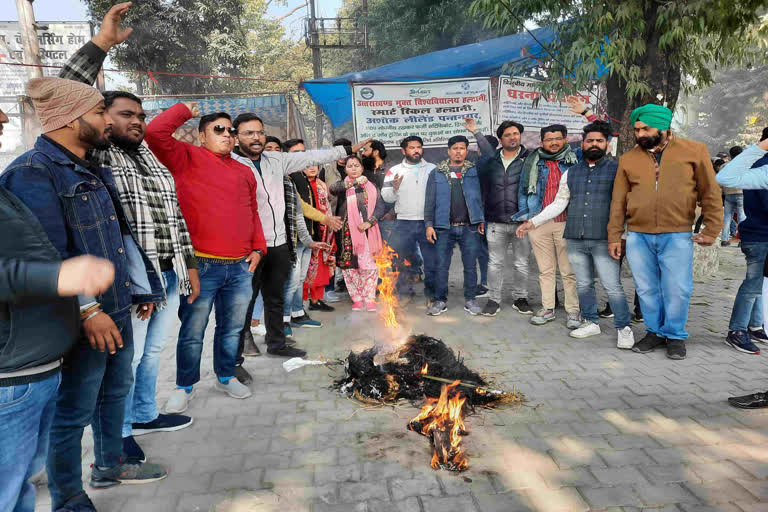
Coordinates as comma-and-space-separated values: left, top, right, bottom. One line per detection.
450, 222, 469, 226
197, 256, 247, 265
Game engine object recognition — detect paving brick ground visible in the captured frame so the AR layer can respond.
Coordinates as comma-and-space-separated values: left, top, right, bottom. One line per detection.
34, 246, 768, 512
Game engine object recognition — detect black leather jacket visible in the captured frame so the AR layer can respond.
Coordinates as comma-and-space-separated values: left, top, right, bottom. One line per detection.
0, 187, 79, 384
474, 134, 529, 223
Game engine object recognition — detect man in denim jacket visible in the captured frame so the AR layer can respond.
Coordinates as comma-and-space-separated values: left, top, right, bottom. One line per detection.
513, 124, 581, 329
424, 135, 485, 316
0, 77, 166, 512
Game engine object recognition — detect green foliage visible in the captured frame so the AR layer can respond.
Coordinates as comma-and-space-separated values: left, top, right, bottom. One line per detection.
86, 0, 312, 95
323, 0, 506, 76
469, 0, 768, 135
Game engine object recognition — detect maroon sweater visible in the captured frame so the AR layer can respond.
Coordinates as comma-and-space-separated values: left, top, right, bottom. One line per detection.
145, 104, 266, 257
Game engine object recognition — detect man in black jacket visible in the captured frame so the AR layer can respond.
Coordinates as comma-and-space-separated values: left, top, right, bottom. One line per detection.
466, 118, 532, 317
0, 186, 114, 512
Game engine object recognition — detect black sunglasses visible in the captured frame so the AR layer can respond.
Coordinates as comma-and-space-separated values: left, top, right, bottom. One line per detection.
213, 125, 237, 135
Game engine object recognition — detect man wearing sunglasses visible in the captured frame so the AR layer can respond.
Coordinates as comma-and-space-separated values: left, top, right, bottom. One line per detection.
145, 103, 266, 415
231, 114, 370, 366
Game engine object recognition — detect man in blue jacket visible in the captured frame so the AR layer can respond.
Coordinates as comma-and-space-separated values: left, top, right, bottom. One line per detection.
425, 135, 485, 316
0, 186, 115, 512
513, 124, 581, 329
717, 129, 768, 409
0, 76, 167, 511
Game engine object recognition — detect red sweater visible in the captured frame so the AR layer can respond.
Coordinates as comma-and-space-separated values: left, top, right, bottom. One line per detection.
145, 103, 266, 257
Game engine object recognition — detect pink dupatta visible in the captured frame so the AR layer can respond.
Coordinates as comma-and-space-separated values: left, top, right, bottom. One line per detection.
345, 176, 383, 257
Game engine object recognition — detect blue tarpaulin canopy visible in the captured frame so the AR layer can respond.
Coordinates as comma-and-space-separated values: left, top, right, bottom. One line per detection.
301, 26, 557, 127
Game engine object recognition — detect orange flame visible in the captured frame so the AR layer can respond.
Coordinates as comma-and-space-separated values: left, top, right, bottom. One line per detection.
408, 381, 469, 471
375, 243, 400, 329
420, 363, 429, 375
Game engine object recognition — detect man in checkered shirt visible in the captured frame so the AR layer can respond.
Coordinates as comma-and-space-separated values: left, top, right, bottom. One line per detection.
58, 3, 200, 468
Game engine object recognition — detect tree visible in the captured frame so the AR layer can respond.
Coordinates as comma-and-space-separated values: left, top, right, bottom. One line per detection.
469, 0, 768, 152
86, 0, 252, 94
85, 0, 313, 95
678, 66, 768, 152
321, 0, 505, 77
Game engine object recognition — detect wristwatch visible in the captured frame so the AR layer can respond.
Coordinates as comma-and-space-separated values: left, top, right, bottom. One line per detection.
254, 249, 264, 256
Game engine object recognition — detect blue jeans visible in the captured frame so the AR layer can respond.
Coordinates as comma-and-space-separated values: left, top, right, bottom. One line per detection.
729, 241, 768, 331
0, 373, 60, 512
392, 220, 437, 299
176, 260, 252, 387
251, 292, 264, 321
477, 232, 488, 286
626, 232, 694, 340
123, 270, 179, 437
47, 315, 134, 509
722, 194, 746, 241
283, 243, 312, 320
434, 225, 481, 302
566, 239, 631, 329
378, 219, 396, 246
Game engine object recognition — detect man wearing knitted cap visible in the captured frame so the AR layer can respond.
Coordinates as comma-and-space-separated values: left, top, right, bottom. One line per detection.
57, 2, 202, 468
0, 76, 168, 510
607, 103, 723, 360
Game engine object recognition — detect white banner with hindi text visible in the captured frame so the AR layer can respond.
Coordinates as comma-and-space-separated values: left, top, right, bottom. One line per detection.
352, 78, 493, 149
497, 76, 593, 131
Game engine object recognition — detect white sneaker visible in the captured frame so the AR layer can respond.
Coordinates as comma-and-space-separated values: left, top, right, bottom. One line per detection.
165, 388, 194, 414
569, 321, 601, 339
617, 326, 636, 349
250, 323, 267, 336
214, 378, 252, 399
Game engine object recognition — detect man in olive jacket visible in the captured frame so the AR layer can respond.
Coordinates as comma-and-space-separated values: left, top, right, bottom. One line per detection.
607, 104, 723, 360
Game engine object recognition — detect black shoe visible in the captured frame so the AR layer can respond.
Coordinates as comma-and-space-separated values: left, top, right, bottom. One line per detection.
475, 285, 489, 298
632, 332, 666, 353
666, 338, 687, 360
631, 308, 644, 323
241, 330, 261, 357
482, 300, 500, 317
56, 493, 97, 512
235, 365, 253, 385
90, 461, 167, 488
309, 300, 335, 312
122, 435, 146, 463
721, 240, 731, 247
598, 304, 614, 318
512, 298, 533, 315
133, 413, 193, 436
267, 345, 307, 358
728, 391, 768, 409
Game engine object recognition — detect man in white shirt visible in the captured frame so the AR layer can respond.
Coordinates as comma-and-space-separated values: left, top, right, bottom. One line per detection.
381, 136, 438, 303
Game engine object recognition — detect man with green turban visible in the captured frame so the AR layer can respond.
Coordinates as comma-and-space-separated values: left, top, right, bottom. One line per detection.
607, 103, 723, 360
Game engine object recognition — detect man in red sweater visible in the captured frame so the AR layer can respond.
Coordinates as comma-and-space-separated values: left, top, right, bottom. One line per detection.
145, 102, 266, 413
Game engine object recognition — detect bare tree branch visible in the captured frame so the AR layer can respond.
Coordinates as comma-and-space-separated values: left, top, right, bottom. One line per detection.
275, 2, 308, 21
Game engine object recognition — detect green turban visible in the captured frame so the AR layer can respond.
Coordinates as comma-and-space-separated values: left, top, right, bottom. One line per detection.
630, 104, 673, 131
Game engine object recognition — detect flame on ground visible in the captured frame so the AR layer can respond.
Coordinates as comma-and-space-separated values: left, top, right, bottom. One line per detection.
375, 243, 400, 330
408, 381, 469, 471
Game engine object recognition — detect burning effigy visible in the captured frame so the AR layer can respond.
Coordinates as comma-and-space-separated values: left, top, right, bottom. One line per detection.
332, 244, 525, 471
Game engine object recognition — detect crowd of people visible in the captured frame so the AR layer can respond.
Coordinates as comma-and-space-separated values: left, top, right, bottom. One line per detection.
2, 3, 768, 512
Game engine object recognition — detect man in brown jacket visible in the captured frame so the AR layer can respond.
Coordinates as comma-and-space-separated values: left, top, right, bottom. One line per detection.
607, 104, 723, 360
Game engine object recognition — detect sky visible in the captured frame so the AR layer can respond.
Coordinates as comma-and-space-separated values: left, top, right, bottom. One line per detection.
0, 0, 343, 39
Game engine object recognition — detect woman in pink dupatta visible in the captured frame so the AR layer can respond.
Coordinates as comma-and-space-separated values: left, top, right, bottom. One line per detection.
329, 155, 386, 311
